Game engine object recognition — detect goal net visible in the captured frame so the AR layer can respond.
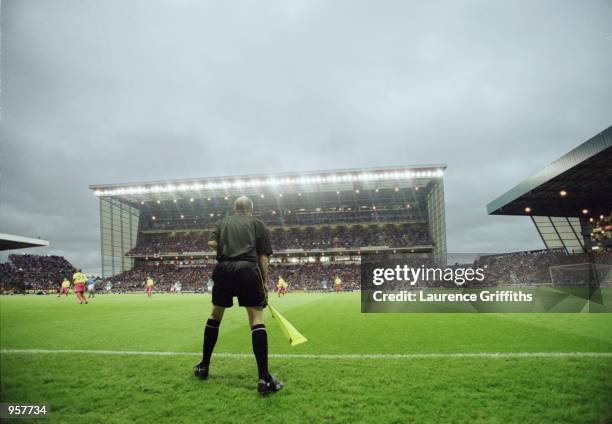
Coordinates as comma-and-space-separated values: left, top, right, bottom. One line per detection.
549, 262, 612, 287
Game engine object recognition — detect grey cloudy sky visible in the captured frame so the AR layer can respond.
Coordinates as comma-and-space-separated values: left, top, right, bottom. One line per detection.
1, 0, 611, 274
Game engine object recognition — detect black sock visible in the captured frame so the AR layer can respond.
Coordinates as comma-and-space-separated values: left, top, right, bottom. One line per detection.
201, 319, 220, 366
251, 324, 269, 380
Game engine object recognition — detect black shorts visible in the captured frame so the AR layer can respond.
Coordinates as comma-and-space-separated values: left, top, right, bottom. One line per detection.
211, 261, 267, 308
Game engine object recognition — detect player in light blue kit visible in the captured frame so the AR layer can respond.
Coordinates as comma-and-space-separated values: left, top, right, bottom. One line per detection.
87, 276, 96, 298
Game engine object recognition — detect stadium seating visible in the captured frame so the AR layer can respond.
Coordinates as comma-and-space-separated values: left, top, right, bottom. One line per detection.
144, 208, 424, 230
590, 213, 612, 249
127, 223, 433, 256
474, 250, 612, 287
105, 263, 359, 292
3, 250, 610, 294
106, 265, 213, 292
0, 254, 76, 293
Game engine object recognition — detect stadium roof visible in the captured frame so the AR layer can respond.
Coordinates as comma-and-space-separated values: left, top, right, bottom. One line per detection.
487, 126, 612, 218
0, 233, 49, 251
89, 164, 446, 204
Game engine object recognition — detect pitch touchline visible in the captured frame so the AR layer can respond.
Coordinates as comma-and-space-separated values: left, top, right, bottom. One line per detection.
1, 349, 611, 359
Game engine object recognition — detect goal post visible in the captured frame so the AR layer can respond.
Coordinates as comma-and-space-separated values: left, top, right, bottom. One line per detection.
549, 262, 612, 287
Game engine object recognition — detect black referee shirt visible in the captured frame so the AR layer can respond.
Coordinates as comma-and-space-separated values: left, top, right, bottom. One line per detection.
210, 214, 273, 263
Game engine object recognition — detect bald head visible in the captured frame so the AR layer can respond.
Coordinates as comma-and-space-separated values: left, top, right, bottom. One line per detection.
234, 196, 253, 214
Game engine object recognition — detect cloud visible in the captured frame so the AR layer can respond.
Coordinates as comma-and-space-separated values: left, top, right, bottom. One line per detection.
1, 0, 611, 273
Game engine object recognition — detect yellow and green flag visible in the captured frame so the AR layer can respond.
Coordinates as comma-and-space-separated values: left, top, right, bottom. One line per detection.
268, 304, 307, 347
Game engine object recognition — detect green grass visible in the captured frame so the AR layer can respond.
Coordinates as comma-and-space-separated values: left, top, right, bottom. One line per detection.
1, 293, 611, 423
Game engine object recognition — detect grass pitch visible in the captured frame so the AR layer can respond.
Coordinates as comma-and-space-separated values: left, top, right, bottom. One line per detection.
1, 293, 611, 423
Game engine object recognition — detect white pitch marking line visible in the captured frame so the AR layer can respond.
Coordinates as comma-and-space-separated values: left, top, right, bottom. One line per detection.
1, 349, 611, 359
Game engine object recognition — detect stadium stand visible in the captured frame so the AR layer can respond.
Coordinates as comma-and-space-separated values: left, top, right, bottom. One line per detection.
89, 166, 447, 291
104, 249, 612, 292
4, 249, 608, 294
105, 262, 360, 293
145, 208, 425, 229
487, 125, 611, 253
5, 134, 610, 295
589, 213, 612, 250
0, 254, 76, 294
83, 152, 610, 292
127, 223, 432, 256
106, 265, 212, 292
475, 249, 612, 287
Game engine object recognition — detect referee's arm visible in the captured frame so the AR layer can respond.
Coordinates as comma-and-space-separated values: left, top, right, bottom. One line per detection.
255, 222, 273, 288
258, 254, 269, 287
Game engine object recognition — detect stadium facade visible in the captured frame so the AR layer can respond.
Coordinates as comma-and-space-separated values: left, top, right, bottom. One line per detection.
90, 166, 447, 278
487, 125, 611, 253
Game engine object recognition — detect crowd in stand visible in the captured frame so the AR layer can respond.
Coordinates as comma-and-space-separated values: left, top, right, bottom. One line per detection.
129, 232, 207, 255
145, 208, 424, 230
0, 254, 75, 292
269, 263, 359, 290
2, 249, 610, 294
474, 250, 556, 287
128, 223, 432, 256
104, 263, 359, 292
474, 249, 612, 287
106, 265, 213, 292
271, 224, 431, 250
0, 262, 22, 292
104, 249, 612, 292
590, 213, 612, 249
283, 209, 423, 226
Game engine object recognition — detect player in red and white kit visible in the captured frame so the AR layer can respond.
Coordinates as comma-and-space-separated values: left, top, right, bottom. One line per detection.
58, 278, 70, 297
276, 276, 288, 297
72, 270, 88, 304
145, 277, 155, 297
334, 275, 342, 294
